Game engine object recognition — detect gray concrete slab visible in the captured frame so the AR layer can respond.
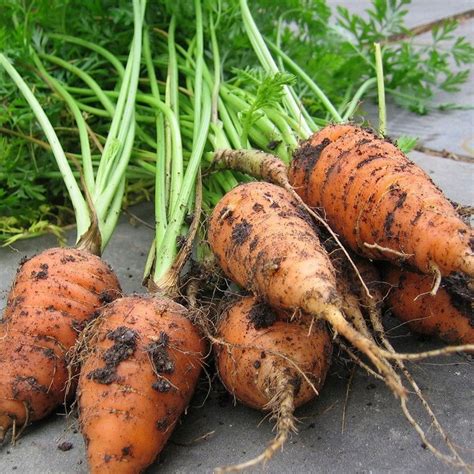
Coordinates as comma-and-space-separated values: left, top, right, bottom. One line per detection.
409, 151, 474, 204
1, 1, 473, 473
332, 0, 474, 27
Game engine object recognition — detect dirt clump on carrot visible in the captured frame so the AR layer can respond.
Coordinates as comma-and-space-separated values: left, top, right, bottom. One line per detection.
289, 124, 474, 279
384, 265, 474, 345
214, 295, 332, 471
77, 295, 205, 474
0, 247, 121, 442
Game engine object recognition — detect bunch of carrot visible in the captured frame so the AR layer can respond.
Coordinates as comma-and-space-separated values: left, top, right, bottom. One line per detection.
0, 0, 473, 472
200, 0, 473, 469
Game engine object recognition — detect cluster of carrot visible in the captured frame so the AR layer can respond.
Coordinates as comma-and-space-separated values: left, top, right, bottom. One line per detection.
0, 0, 473, 472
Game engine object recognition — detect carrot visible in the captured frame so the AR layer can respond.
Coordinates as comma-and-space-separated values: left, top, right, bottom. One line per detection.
0, 0, 145, 443
288, 124, 474, 280
76, 6, 211, 470
0, 248, 121, 441
384, 265, 474, 345
335, 256, 471, 468
77, 296, 205, 473
208, 181, 406, 397
214, 295, 332, 471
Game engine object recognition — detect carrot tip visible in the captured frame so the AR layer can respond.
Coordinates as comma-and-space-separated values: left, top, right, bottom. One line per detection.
0, 414, 12, 443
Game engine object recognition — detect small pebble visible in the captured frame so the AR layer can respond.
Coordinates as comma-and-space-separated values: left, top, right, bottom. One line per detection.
58, 441, 73, 452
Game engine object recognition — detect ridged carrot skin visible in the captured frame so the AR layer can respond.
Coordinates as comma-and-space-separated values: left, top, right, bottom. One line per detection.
385, 266, 474, 344
215, 296, 332, 411
289, 124, 474, 277
0, 247, 121, 439
78, 295, 205, 474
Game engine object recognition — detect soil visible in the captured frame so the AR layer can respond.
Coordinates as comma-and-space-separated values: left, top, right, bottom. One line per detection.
86, 326, 138, 385
231, 219, 252, 246
292, 137, 331, 186
443, 273, 474, 320
147, 332, 175, 375
248, 302, 276, 330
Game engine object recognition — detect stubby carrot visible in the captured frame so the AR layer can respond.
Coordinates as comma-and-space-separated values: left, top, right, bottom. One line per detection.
78, 295, 205, 474
384, 265, 473, 345
0, 248, 120, 441
208, 181, 405, 398
214, 295, 331, 471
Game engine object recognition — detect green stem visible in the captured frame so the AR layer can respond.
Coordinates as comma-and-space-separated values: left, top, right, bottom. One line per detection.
153, 88, 211, 284
144, 28, 167, 250
33, 54, 95, 193
153, 0, 210, 286
209, 10, 221, 124
342, 77, 377, 122
95, 0, 146, 248
239, 0, 313, 135
192, 0, 204, 146
39, 53, 115, 115
101, 177, 125, 247
374, 43, 387, 137
218, 98, 243, 149
221, 86, 278, 141
0, 53, 90, 241
48, 33, 125, 77
266, 40, 343, 124
166, 16, 182, 214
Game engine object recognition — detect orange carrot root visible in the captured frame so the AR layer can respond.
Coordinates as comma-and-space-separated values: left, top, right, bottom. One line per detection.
214, 296, 332, 471
0, 247, 121, 439
78, 295, 205, 474
208, 181, 405, 398
289, 124, 474, 278
384, 265, 474, 345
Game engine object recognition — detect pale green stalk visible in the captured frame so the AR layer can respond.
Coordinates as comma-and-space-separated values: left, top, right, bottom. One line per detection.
209, 10, 221, 123
166, 16, 181, 213
33, 55, 95, 192
39, 53, 115, 114
192, 0, 204, 146
152, 89, 211, 284
218, 98, 244, 149
102, 177, 125, 245
342, 77, 377, 122
239, 0, 312, 136
144, 28, 167, 249
0, 53, 90, 240
266, 40, 343, 123
48, 33, 126, 76
95, 0, 146, 241
153, 0, 211, 286
374, 43, 387, 136
94, 45, 134, 191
